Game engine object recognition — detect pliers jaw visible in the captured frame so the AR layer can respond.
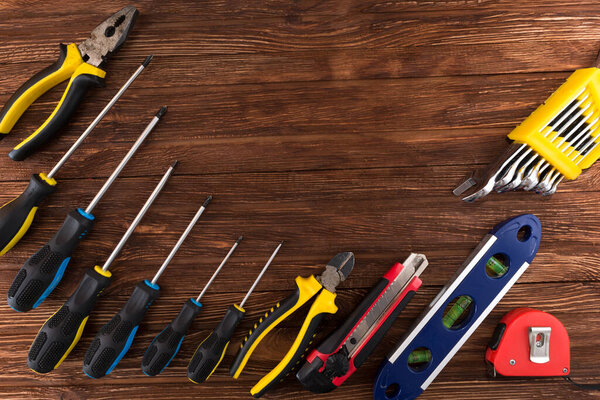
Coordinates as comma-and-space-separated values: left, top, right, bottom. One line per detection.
77, 5, 138, 68
316, 251, 354, 293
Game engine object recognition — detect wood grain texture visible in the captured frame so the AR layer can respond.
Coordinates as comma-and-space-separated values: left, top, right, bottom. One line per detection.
0, 1, 599, 399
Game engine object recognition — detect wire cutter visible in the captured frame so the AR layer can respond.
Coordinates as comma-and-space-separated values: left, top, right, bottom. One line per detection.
0, 5, 138, 161
229, 251, 355, 398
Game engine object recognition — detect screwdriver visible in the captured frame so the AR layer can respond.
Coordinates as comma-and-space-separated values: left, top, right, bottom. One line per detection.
83, 195, 213, 378
187, 241, 282, 384
141, 236, 243, 376
27, 161, 176, 374
0, 56, 152, 256
8, 106, 167, 312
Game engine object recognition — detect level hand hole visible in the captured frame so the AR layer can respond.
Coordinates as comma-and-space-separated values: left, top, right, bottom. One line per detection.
385, 383, 400, 398
517, 225, 531, 242
442, 295, 474, 330
486, 254, 509, 278
407, 347, 432, 372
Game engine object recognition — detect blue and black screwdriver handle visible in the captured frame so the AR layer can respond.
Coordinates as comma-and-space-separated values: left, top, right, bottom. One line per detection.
7, 104, 165, 312
0, 6, 137, 160
0, 56, 152, 258
82, 196, 212, 378
27, 162, 177, 374
141, 236, 243, 376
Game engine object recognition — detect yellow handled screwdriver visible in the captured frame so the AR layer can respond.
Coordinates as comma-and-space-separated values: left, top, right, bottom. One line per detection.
0, 55, 154, 257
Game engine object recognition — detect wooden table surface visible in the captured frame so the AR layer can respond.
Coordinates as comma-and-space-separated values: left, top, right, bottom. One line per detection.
1, 1, 600, 399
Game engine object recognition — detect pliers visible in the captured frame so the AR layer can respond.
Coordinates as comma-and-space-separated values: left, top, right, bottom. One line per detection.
0, 5, 138, 160
229, 251, 355, 398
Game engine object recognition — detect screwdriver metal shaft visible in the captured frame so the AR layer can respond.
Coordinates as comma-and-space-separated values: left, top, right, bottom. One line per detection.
197, 236, 243, 302
86, 105, 166, 213
240, 241, 283, 309
150, 195, 212, 285
102, 161, 177, 271
47, 55, 153, 179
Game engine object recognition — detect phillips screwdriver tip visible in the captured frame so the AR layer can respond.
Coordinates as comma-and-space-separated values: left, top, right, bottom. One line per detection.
155, 106, 167, 119
203, 195, 213, 207
237, 235, 244, 243
170, 160, 179, 169
142, 55, 153, 67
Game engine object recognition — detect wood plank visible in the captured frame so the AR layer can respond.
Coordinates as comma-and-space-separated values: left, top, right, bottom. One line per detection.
0, 170, 599, 292
0, 72, 579, 182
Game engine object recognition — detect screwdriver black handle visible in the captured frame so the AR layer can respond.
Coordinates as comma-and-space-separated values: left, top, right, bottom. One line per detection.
0, 173, 56, 255
141, 298, 202, 376
8, 208, 95, 312
83, 280, 160, 378
187, 304, 245, 383
28, 266, 112, 373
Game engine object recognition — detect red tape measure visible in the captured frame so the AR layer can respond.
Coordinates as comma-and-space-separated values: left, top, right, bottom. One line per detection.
486, 308, 570, 377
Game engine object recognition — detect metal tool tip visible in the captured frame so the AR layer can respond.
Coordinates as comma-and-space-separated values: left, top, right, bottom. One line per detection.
453, 177, 476, 196
156, 106, 167, 118
237, 235, 244, 243
170, 160, 179, 169
203, 195, 213, 207
142, 55, 153, 67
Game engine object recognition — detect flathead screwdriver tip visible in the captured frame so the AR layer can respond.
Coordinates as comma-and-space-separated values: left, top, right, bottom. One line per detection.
142, 54, 153, 67
171, 160, 179, 169
203, 196, 213, 208
237, 235, 244, 243
156, 106, 167, 119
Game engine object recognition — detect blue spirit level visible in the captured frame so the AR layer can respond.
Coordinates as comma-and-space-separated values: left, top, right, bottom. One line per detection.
373, 214, 541, 400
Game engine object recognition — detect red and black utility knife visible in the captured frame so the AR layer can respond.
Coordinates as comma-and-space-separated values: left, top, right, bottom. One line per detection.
296, 253, 428, 393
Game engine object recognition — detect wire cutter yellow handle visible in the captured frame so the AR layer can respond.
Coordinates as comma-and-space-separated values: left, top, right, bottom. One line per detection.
250, 289, 338, 398
0, 43, 106, 160
229, 275, 323, 379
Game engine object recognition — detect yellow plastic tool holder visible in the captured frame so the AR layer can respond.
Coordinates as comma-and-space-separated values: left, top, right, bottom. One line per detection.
508, 68, 600, 180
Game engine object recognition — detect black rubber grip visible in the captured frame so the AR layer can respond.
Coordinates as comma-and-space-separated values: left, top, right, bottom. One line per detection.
229, 288, 301, 377
0, 174, 56, 254
8, 208, 94, 312
9, 71, 105, 161
28, 267, 111, 373
252, 312, 328, 398
0, 44, 69, 134
188, 305, 245, 383
142, 298, 202, 376
83, 280, 159, 378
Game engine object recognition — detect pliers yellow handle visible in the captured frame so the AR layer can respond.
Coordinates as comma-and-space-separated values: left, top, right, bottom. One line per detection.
0, 43, 105, 160
229, 275, 339, 398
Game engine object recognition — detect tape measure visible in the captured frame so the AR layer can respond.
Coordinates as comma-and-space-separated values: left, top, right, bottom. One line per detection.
486, 308, 600, 391
373, 214, 542, 400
